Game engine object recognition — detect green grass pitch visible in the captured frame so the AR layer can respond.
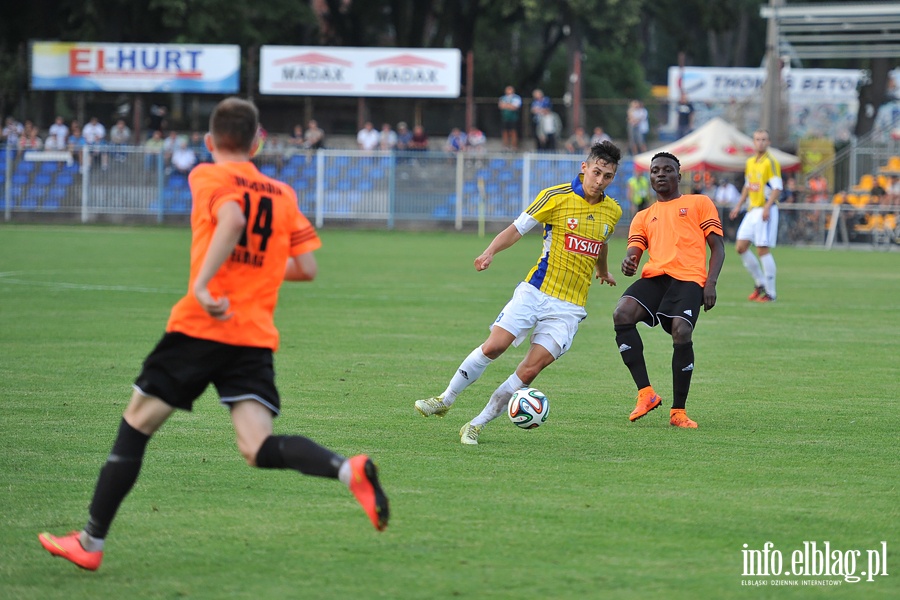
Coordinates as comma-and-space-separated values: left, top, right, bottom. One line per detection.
1, 224, 897, 599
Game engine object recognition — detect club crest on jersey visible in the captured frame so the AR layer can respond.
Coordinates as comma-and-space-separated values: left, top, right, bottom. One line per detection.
567, 217, 578, 230
679, 208, 688, 217
564, 233, 603, 258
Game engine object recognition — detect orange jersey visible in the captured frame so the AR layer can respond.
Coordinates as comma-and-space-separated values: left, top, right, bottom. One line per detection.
166, 161, 321, 350
627, 194, 722, 286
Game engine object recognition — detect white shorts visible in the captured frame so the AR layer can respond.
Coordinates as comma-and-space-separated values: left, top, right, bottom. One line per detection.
491, 282, 587, 359
736, 205, 779, 248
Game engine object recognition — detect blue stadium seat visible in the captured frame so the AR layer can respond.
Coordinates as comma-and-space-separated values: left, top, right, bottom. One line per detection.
260, 164, 279, 177
16, 161, 35, 174
40, 162, 61, 174
34, 174, 52, 186
12, 174, 29, 185
55, 174, 74, 187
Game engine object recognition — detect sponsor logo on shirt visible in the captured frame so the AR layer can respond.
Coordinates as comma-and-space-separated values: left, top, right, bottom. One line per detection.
564, 233, 603, 257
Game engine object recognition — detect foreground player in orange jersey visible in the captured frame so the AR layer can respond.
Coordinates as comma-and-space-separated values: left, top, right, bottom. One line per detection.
39, 98, 388, 571
614, 152, 725, 428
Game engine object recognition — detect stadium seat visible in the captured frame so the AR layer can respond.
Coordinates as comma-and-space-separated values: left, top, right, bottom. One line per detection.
40, 162, 60, 174
55, 174, 74, 187
16, 161, 35, 174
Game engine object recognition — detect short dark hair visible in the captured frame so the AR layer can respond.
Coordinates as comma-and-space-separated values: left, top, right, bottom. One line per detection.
209, 97, 259, 153
651, 151, 680, 169
588, 140, 622, 166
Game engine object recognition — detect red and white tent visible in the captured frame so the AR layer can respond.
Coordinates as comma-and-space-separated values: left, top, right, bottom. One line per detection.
633, 117, 801, 173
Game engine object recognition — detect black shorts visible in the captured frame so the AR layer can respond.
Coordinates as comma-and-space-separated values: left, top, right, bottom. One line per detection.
501, 119, 518, 132
134, 332, 281, 415
621, 275, 703, 333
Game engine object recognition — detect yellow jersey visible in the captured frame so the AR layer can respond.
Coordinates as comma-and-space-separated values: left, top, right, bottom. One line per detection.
744, 152, 782, 209
521, 175, 622, 306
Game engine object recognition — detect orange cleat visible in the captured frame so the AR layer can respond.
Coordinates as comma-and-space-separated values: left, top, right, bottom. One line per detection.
748, 286, 765, 301
348, 455, 389, 531
38, 531, 103, 571
754, 292, 776, 303
629, 389, 662, 422
670, 409, 698, 428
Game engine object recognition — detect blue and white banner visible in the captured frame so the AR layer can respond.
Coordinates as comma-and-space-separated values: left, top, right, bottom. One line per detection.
30, 42, 240, 93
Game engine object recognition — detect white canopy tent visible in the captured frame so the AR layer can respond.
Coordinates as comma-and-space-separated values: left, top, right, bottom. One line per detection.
633, 117, 801, 173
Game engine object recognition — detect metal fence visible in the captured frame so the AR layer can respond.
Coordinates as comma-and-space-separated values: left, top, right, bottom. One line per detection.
2, 143, 898, 249
2, 144, 631, 228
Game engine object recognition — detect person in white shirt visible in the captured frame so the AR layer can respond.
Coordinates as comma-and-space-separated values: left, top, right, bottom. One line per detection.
82, 117, 108, 169
46, 116, 70, 151
378, 123, 397, 151
357, 122, 380, 151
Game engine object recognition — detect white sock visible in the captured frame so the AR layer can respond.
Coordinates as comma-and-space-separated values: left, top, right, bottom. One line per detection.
337, 459, 351, 486
471, 372, 524, 426
442, 346, 493, 406
79, 531, 105, 552
760, 253, 777, 297
740, 251, 764, 287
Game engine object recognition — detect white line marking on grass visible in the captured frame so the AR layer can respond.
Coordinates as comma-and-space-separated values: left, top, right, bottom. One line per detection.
0, 272, 181, 294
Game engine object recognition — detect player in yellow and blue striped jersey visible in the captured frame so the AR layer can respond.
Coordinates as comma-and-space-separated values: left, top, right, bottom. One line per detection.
415, 141, 623, 445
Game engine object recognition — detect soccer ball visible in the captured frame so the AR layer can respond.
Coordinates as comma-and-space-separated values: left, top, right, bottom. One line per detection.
507, 387, 550, 429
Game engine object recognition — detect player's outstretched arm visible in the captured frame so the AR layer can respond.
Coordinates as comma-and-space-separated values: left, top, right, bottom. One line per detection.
474, 223, 522, 271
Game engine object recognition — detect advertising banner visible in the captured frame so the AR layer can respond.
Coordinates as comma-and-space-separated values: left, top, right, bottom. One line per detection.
30, 42, 240, 93
259, 46, 461, 98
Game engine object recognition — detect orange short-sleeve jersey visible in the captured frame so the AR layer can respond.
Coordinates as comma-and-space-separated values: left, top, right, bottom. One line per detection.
166, 161, 321, 350
627, 194, 722, 286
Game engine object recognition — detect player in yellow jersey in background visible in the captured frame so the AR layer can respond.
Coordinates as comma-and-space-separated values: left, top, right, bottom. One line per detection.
730, 129, 782, 302
415, 141, 623, 445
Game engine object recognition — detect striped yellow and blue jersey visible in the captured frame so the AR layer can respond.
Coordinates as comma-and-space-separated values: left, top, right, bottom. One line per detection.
744, 152, 782, 209
520, 174, 622, 306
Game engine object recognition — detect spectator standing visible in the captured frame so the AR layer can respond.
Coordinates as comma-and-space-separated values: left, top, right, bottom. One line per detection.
627, 100, 648, 155
109, 119, 132, 162
46, 116, 70, 151
68, 123, 87, 167
357, 121, 379, 151
498, 85, 522, 151
627, 171, 651, 218
565, 126, 591, 154
2, 117, 24, 147
537, 108, 562, 152
675, 92, 695, 139
395, 122, 412, 151
303, 120, 325, 150
82, 117, 108, 170
530, 90, 552, 149
379, 123, 398, 151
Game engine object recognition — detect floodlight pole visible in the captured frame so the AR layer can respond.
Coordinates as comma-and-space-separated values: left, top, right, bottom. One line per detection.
761, 0, 783, 145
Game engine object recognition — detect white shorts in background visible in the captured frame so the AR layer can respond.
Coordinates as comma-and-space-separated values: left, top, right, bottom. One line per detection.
736, 205, 779, 248
491, 282, 587, 359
